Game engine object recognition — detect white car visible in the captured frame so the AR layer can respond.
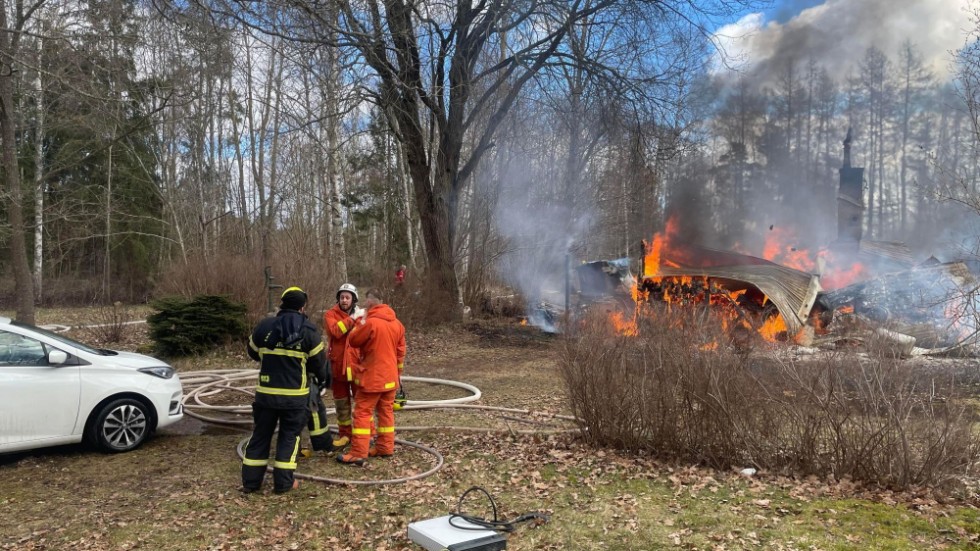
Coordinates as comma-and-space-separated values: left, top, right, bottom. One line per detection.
0, 316, 183, 454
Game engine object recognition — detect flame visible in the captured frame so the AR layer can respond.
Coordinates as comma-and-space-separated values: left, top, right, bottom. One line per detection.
630, 283, 649, 303
520, 318, 528, 326
631, 219, 818, 347
762, 227, 814, 272
610, 311, 638, 336
639, 275, 789, 343
759, 314, 787, 342
820, 260, 868, 291
645, 233, 665, 278
816, 248, 870, 291
643, 216, 681, 278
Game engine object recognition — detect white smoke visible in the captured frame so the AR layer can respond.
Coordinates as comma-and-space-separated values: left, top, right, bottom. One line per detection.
493, 156, 596, 332
712, 0, 970, 82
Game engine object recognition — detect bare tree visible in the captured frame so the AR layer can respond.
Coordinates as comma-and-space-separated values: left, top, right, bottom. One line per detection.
858, 46, 892, 239
28, 13, 47, 302
895, 40, 932, 236
155, 0, 758, 319
936, 5, 980, 220
0, 0, 44, 322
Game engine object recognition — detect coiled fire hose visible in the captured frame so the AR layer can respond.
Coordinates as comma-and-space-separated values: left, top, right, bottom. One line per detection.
179, 369, 578, 485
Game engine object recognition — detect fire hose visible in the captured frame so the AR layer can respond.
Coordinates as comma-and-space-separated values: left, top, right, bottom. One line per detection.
179, 369, 579, 486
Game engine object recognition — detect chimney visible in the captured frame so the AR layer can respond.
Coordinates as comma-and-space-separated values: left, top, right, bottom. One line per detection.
837, 127, 864, 242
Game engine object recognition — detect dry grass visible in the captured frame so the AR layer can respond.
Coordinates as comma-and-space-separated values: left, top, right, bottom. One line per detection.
0, 312, 978, 550
560, 308, 980, 489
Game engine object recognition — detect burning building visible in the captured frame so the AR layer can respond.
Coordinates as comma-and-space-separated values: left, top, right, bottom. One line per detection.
623, 129, 979, 355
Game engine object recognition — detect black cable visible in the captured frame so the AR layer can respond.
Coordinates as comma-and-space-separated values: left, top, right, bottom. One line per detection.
448, 486, 551, 533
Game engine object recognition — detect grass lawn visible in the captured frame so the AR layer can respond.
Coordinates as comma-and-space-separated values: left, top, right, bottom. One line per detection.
1, 314, 977, 550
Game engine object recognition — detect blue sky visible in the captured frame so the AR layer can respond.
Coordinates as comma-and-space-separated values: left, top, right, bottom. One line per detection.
762, 0, 827, 24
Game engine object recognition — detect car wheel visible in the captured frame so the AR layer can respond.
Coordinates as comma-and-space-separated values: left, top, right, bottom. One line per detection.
88, 398, 151, 453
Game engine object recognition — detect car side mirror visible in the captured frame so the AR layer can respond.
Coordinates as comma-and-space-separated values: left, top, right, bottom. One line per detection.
48, 349, 69, 365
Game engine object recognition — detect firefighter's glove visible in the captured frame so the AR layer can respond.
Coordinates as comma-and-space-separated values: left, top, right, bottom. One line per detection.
352, 307, 366, 321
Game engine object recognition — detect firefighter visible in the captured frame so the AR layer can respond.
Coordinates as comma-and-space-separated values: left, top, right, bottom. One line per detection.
322, 283, 365, 449
241, 287, 327, 494
338, 288, 406, 466
302, 368, 333, 456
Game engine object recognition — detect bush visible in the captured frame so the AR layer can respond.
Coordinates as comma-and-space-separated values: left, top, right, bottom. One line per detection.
153, 251, 382, 328
148, 295, 248, 357
559, 306, 980, 490
82, 302, 132, 344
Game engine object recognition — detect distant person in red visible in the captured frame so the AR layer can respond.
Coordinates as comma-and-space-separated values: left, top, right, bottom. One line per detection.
394, 265, 406, 286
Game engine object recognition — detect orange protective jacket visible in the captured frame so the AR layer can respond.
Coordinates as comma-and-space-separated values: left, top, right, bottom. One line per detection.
323, 304, 361, 382
347, 304, 406, 393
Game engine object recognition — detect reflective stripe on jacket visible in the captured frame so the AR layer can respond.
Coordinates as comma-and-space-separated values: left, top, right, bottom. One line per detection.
247, 309, 327, 409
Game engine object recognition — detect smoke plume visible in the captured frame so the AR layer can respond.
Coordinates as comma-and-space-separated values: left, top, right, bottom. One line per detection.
712, 0, 969, 83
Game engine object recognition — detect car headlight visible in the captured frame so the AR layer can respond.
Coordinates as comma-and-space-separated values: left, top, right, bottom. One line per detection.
139, 366, 176, 379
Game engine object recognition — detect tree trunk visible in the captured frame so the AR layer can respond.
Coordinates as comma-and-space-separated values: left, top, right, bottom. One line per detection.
104, 142, 113, 301
228, 86, 250, 252
0, 0, 36, 323
396, 139, 416, 270
410, 154, 460, 311
324, 36, 347, 280
32, 36, 44, 303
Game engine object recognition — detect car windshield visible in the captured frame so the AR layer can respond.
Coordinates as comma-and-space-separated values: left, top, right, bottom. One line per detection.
11, 320, 108, 355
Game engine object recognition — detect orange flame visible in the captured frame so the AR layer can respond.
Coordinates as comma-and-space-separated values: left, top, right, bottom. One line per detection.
820, 261, 868, 291
816, 248, 871, 291
644, 233, 665, 278
630, 283, 649, 303
632, 220, 824, 347
762, 227, 814, 272
759, 314, 787, 342
610, 311, 638, 336
643, 216, 681, 278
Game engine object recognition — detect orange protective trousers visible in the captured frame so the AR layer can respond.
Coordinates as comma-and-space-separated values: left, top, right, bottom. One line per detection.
350, 389, 396, 458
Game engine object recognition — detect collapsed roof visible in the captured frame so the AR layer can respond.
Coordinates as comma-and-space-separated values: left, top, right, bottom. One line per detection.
644, 242, 821, 335
642, 240, 977, 352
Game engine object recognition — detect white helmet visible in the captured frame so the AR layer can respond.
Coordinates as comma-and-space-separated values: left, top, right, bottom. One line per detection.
336, 283, 358, 303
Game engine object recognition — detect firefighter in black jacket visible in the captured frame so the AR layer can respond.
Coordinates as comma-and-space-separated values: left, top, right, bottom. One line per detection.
241, 286, 328, 494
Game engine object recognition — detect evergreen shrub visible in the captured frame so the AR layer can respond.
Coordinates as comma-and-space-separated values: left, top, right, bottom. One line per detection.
148, 295, 247, 357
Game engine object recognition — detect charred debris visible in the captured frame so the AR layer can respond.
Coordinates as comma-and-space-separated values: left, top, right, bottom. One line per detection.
532, 130, 980, 357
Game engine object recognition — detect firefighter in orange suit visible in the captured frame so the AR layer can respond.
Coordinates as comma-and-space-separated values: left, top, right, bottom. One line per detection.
322, 283, 364, 449
337, 287, 406, 465
242, 287, 327, 493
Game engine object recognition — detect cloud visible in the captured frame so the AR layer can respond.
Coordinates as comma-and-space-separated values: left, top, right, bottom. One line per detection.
711, 12, 766, 74
711, 0, 970, 82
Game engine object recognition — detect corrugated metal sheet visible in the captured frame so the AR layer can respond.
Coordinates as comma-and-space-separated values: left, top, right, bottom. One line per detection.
857, 240, 916, 268
646, 243, 821, 334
